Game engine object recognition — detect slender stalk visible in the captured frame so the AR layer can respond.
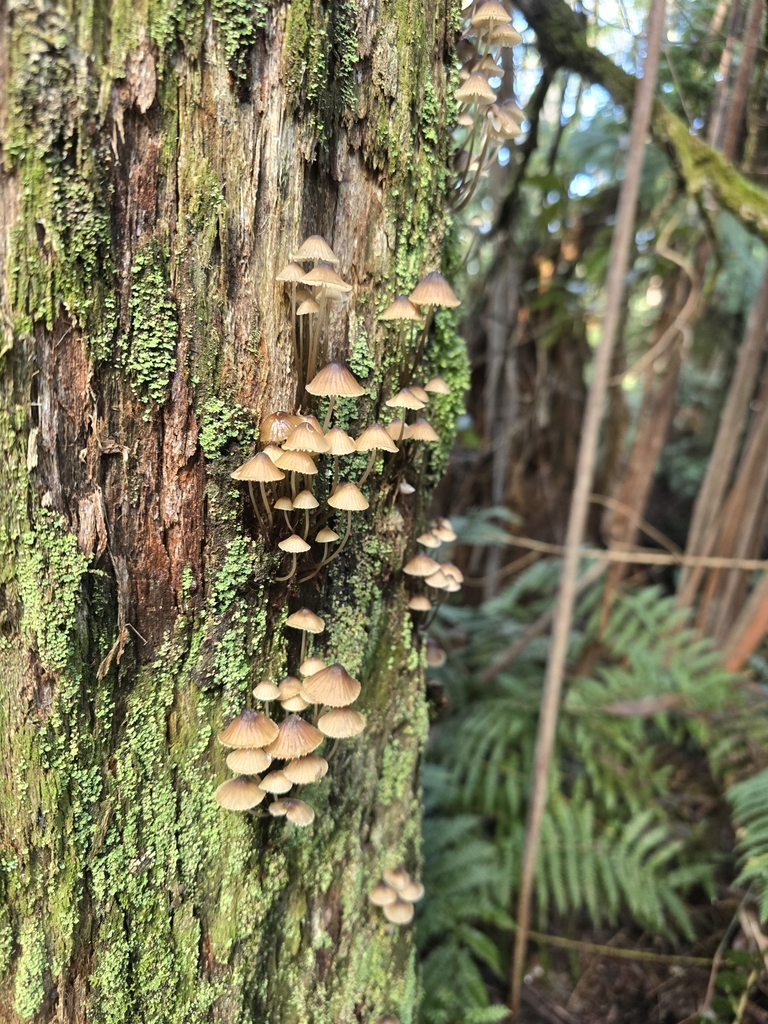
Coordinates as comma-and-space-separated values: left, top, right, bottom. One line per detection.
300, 632, 307, 665
259, 480, 273, 530
358, 450, 377, 487
282, 508, 293, 531
275, 553, 298, 582
290, 471, 297, 499
409, 306, 434, 382
508, 3, 666, 1016
303, 509, 310, 539
248, 482, 265, 529
320, 510, 352, 568
333, 455, 339, 490
323, 396, 337, 431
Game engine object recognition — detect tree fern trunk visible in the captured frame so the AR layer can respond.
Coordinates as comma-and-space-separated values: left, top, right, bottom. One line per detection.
0, 2, 464, 1021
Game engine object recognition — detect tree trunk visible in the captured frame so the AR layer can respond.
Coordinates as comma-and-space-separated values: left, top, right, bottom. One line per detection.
0, 2, 462, 1022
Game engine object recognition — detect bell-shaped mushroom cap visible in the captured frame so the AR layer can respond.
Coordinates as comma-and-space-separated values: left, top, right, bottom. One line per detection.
253, 679, 281, 701
259, 770, 293, 794
457, 111, 475, 127
302, 663, 362, 707
476, 54, 503, 74
417, 531, 441, 549
275, 450, 318, 475
299, 656, 327, 676
292, 489, 319, 510
455, 73, 497, 105
444, 580, 462, 593
410, 271, 461, 308
432, 524, 457, 543
383, 866, 411, 890
275, 496, 294, 511
409, 419, 440, 443
492, 22, 523, 45
265, 714, 324, 758
317, 707, 366, 738
215, 775, 266, 811
385, 388, 426, 411
356, 423, 400, 454
408, 594, 433, 612
441, 562, 464, 583
286, 608, 326, 633
399, 481, 416, 495
408, 385, 430, 404
486, 104, 521, 141
281, 694, 311, 712
424, 376, 451, 394
260, 412, 295, 444
218, 708, 280, 749
306, 362, 365, 398
283, 422, 330, 454
283, 753, 329, 785
298, 414, 324, 432
400, 881, 426, 902
227, 747, 272, 774
403, 554, 441, 577
278, 676, 303, 699
276, 261, 306, 282
301, 262, 352, 293
425, 568, 450, 589
383, 900, 415, 925
263, 444, 284, 464
316, 527, 340, 543
324, 427, 357, 456
282, 798, 316, 826
369, 882, 398, 906
386, 419, 412, 441
381, 295, 423, 322
268, 799, 289, 816
231, 452, 286, 482
471, 0, 511, 24
293, 235, 339, 265
297, 297, 321, 315
328, 482, 370, 511
278, 534, 312, 554
426, 639, 447, 667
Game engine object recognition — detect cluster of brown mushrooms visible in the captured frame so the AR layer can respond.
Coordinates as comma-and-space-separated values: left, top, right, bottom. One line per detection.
368, 867, 426, 926
455, 0, 524, 210
214, 233, 460, 933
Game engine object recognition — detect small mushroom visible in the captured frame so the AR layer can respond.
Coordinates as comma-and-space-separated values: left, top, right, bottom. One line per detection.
356, 424, 399, 485
283, 754, 329, 785
275, 449, 317, 499
231, 452, 285, 529
408, 595, 432, 612
218, 708, 279, 749
369, 883, 398, 906
226, 747, 272, 774
408, 272, 461, 381
408, 419, 439, 443
299, 656, 327, 677
426, 639, 447, 667
260, 411, 295, 444
292, 489, 319, 538
280, 695, 309, 713
286, 607, 326, 661
281, 798, 316, 827
385, 388, 426, 412
417, 531, 442, 549
381, 295, 423, 370
319, 482, 370, 568
400, 880, 425, 902
302, 663, 361, 707
259, 770, 293, 794
403, 554, 441, 577
277, 676, 304, 699
454, 72, 497, 105
386, 419, 412, 442
263, 443, 284, 463
383, 866, 411, 890
292, 235, 339, 265
317, 707, 366, 738
215, 776, 266, 811
265, 714, 324, 759
408, 385, 430, 404
399, 481, 416, 495
383, 900, 415, 925
306, 362, 366, 428
283, 422, 330, 455
492, 22, 523, 46
253, 679, 281, 702
315, 526, 340, 563
276, 533, 312, 582
275, 495, 294, 531
424, 376, 451, 395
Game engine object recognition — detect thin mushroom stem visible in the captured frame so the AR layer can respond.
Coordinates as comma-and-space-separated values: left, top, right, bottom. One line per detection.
323, 396, 337, 431
275, 553, 298, 582
291, 284, 299, 386
409, 306, 434, 382
321, 510, 352, 567
358, 450, 377, 487
320, 294, 330, 365
303, 509, 310, 539
259, 480, 273, 530
290, 471, 298, 499
326, 737, 340, 761
300, 631, 307, 665
248, 483, 265, 529
333, 455, 339, 490
282, 509, 293, 531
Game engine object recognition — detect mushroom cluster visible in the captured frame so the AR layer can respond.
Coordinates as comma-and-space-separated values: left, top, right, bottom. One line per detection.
454, 0, 524, 210
368, 866, 425, 926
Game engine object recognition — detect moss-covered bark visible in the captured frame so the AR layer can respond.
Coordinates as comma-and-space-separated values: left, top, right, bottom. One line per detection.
0, 0, 467, 1020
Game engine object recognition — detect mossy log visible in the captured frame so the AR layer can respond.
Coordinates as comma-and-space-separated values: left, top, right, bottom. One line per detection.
0, 1, 466, 1021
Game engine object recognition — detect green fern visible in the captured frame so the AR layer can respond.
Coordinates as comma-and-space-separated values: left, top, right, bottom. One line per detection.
728, 768, 768, 920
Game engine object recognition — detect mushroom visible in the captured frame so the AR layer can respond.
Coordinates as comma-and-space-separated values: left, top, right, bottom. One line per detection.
383, 900, 415, 925
417, 531, 442, 549
259, 770, 293, 794
369, 883, 398, 907
275, 496, 294, 531
403, 554, 441, 577
300, 266, 353, 378
270, 797, 316, 826
408, 594, 433, 613
315, 526, 340, 563
408, 419, 439, 443
231, 452, 285, 529
424, 376, 451, 395
215, 776, 267, 811
265, 714, 324, 759
400, 880, 425, 902
302, 663, 361, 707
218, 708, 279, 749
324, 426, 358, 486
381, 294, 423, 371
253, 679, 281, 702
471, 0, 514, 29
283, 422, 330, 455
286, 607, 326, 663
292, 488, 319, 539
262, 444, 284, 464
276, 262, 306, 381
441, 562, 464, 583
277, 676, 304, 700
317, 707, 366, 738
408, 272, 461, 381
432, 520, 457, 543
386, 419, 412, 442
275, 449, 317, 499
299, 656, 327, 677
283, 754, 329, 785
260, 411, 295, 444
226, 747, 272, 774
426, 639, 447, 667
424, 568, 451, 590
292, 235, 339, 265
385, 388, 426, 412
356, 424, 399, 485
399, 481, 416, 495
306, 361, 366, 429
408, 385, 430, 404
492, 22, 523, 46
276, 533, 311, 582
383, 866, 412, 890
454, 72, 497, 105
321, 482, 370, 567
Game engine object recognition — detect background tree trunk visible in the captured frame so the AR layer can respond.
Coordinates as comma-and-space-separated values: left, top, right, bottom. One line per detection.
0, 2, 463, 1021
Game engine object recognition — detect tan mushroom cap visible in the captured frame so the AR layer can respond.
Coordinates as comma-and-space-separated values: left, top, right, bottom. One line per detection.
286, 608, 326, 633
278, 534, 312, 554
383, 899, 415, 925
408, 594, 433, 612
424, 376, 451, 394
385, 420, 410, 441
265, 714, 324, 759
301, 262, 352, 293
316, 527, 340, 543
328, 482, 370, 511
263, 444, 284, 464
417, 531, 441, 549
275, 496, 294, 511
369, 883, 398, 906
281, 798, 316, 826
486, 105, 521, 141
385, 388, 426, 411
276, 261, 306, 282
278, 676, 303, 698
381, 295, 423, 322
231, 452, 286, 483
293, 235, 339, 265
283, 422, 330, 454
253, 680, 281, 701
444, 580, 462, 594
432, 525, 457, 543
226, 747, 272, 774
492, 22, 523, 46
403, 554, 441, 577
425, 568, 450, 589
297, 297, 321, 315
259, 770, 293, 794
260, 412, 295, 444
409, 419, 440, 442
275, 450, 318, 474
324, 427, 358, 456
268, 799, 289, 816
299, 656, 327, 676
356, 423, 399, 454
317, 707, 366, 738
410, 271, 461, 308
218, 708, 280, 749
471, 0, 511, 24
215, 776, 266, 811
383, 866, 412, 891
302, 663, 362, 707
457, 111, 475, 127
455, 73, 497, 104
281, 694, 310, 712
408, 385, 430, 404
292, 489, 319, 510
476, 55, 503, 75
399, 481, 416, 495
426, 640, 447, 667
400, 880, 425, 901
283, 754, 329, 785
306, 362, 365, 398
441, 562, 464, 583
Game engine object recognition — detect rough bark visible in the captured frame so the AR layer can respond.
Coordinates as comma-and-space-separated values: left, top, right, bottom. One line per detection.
0, 2, 464, 1022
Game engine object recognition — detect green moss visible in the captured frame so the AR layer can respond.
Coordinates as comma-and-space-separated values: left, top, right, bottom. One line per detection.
210, 0, 268, 78
198, 397, 256, 461
13, 924, 45, 1019
125, 242, 179, 404
284, 0, 313, 101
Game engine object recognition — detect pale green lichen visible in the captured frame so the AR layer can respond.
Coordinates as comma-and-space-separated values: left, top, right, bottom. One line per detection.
13, 925, 45, 1019
125, 243, 179, 404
